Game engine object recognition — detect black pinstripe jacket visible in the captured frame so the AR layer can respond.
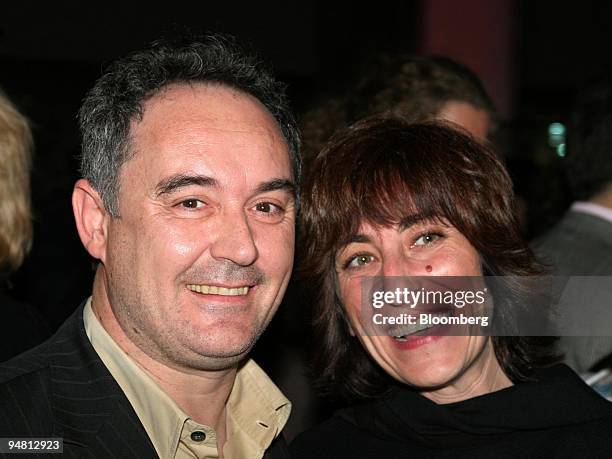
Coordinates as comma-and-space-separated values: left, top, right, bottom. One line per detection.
0, 305, 290, 459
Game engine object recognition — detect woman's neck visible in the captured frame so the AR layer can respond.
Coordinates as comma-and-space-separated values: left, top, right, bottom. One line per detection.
421, 339, 512, 404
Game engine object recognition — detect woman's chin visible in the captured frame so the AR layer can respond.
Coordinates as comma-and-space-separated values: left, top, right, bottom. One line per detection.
382, 335, 475, 391
396, 362, 463, 391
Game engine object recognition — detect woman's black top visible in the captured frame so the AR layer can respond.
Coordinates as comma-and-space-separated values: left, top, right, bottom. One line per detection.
290, 365, 612, 458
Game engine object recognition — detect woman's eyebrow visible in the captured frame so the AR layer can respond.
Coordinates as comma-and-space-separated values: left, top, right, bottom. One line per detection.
346, 234, 372, 244
398, 213, 428, 231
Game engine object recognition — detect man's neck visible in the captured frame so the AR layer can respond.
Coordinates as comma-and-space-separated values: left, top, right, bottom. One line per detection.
127, 347, 235, 450
90, 269, 236, 444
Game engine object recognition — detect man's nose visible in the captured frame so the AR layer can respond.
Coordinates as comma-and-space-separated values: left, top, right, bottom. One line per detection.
210, 210, 259, 266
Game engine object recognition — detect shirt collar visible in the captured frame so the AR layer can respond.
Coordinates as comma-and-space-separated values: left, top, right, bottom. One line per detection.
571, 201, 612, 224
225, 359, 291, 458
83, 298, 290, 459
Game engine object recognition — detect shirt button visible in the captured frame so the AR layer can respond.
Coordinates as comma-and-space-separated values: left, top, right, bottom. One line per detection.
191, 431, 206, 442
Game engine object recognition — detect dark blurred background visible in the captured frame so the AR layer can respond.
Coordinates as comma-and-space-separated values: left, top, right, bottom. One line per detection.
2, 0, 610, 331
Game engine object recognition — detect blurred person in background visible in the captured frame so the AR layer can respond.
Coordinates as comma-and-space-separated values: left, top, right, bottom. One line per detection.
0, 90, 50, 361
301, 54, 497, 163
533, 70, 612, 374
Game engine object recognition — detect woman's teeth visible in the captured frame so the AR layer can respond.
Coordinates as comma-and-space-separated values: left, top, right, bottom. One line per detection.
389, 312, 450, 340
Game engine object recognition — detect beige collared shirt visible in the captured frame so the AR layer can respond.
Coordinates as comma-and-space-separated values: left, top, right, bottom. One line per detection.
83, 299, 290, 459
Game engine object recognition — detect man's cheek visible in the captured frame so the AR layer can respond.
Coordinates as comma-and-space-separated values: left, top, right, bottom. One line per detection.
150, 223, 201, 258
170, 239, 201, 258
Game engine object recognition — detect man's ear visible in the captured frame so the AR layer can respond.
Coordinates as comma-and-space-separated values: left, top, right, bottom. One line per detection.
72, 179, 111, 263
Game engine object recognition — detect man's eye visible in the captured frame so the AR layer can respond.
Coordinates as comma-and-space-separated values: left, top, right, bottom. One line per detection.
346, 254, 374, 268
180, 199, 205, 209
413, 233, 441, 246
254, 202, 281, 214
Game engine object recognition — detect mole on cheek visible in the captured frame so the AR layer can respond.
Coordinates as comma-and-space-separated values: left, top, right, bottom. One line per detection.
425, 265, 433, 272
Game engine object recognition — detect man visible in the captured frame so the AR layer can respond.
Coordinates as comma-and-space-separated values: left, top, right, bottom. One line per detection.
301, 54, 497, 163
0, 34, 300, 458
533, 70, 612, 373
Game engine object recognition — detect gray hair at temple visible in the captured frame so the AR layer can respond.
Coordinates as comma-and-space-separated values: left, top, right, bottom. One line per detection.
78, 34, 301, 217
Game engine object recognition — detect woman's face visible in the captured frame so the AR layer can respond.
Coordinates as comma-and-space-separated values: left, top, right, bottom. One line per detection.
335, 217, 508, 403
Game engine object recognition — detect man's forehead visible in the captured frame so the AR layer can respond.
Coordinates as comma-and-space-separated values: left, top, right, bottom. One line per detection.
137, 83, 278, 129
118, 83, 292, 194
129, 83, 288, 156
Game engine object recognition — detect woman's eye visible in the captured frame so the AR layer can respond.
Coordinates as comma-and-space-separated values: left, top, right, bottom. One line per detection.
413, 233, 441, 246
180, 199, 204, 209
346, 254, 374, 268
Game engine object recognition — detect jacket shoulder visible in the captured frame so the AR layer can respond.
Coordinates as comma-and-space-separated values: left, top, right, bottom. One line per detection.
0, 350, 54, 435
0, 309, 83, 436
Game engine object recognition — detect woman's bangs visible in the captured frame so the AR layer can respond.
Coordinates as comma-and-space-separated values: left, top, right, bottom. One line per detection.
355, 159, 452, 231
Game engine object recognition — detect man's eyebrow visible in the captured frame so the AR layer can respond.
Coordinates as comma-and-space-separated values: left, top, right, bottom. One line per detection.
154, 174, 219, 197
255, 179, 296, 196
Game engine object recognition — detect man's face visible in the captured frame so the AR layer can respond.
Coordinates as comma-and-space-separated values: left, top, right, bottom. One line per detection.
102, 84, 295, 370
437, 101, 491, 141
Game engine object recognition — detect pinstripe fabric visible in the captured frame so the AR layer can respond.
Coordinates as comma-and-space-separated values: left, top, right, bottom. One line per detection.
0, 304, 158, 458
0, 305, 291, 459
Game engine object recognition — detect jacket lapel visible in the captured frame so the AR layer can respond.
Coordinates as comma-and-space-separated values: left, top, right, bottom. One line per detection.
48, 305, 157, 458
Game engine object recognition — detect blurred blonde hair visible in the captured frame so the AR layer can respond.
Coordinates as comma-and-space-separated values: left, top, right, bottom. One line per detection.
0, 91, 32, 271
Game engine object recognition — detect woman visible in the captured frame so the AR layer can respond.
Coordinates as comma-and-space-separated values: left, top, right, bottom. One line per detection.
0, 90, 50, 361
290, 117, 612, 457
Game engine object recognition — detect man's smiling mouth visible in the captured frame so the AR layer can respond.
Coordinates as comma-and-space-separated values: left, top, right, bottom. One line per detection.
186, 284, 250, 296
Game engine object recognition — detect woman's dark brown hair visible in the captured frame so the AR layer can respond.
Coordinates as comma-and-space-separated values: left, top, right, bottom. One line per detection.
300, 116, 556, 402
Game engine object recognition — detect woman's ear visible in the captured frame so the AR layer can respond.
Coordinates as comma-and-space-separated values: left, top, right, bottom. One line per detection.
72, 179, 110, 263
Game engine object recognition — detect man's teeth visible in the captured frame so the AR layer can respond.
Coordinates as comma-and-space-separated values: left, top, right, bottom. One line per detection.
187, 285, 249, 296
